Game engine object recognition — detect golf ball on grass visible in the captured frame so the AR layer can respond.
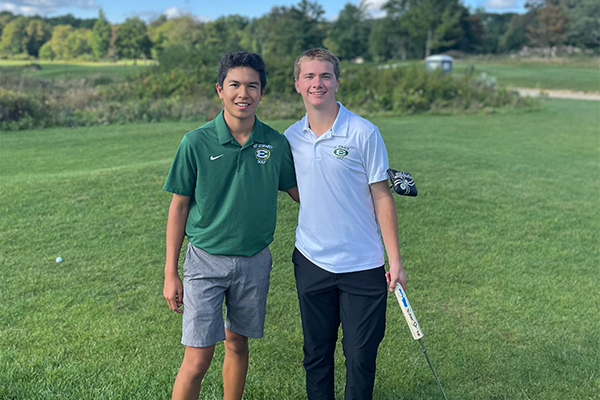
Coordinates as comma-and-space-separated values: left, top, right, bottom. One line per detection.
56, 257, 63, 263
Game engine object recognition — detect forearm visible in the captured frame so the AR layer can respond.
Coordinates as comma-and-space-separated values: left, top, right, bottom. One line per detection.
165, 196, 190, 275
371, 181, 407, 290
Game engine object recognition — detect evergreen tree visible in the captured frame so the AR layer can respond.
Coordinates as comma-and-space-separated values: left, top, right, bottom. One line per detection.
92, 10, 111, 59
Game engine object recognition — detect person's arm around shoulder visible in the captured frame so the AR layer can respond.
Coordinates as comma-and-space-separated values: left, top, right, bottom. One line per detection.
163, 193, 190, 313
370, 181, 407, 292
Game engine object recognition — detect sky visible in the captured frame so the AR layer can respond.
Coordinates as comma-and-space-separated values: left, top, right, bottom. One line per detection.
0, 0, 527, 24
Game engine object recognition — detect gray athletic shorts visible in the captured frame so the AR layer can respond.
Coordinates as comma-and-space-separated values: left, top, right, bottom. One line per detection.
181, 242, 273, 348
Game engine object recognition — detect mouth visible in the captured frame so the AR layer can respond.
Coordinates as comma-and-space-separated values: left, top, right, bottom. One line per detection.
235, 102, 250, 108
310, 91, 326, 96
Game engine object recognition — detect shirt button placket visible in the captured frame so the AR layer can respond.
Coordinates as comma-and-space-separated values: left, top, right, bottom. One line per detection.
237, 148, 243, 173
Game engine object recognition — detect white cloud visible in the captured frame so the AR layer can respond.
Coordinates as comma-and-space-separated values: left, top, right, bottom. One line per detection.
159, 6, 210, 22
362, 0, 387, 18
0, 4, 38, 15
162, 6, 182, 19
0, 0, 98, 16
485, 0, 521, 10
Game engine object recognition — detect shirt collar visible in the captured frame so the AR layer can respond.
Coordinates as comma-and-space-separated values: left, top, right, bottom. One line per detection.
301, 102, 349, 138
215, 110, 264, 146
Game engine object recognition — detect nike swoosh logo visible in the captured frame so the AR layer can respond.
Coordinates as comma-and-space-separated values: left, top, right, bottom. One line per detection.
210, 155, 224, 161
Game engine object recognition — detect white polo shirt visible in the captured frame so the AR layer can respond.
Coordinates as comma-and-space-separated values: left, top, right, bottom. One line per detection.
284, 103, 390, 273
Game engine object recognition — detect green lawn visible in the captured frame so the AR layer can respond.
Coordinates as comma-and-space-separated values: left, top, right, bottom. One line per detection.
1, 100, 598, 399
453, 60, 600, 92
0, 60, 153, 79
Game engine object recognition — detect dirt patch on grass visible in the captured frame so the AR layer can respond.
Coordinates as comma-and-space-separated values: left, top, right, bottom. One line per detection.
514, 88, 600, 101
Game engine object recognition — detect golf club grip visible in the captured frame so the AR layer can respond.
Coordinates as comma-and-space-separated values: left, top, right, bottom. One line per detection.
394, 283, 424, 340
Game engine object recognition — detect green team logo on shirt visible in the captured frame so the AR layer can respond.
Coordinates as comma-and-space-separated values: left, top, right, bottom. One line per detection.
254, 144, 272, 164
333, 145, 349, 160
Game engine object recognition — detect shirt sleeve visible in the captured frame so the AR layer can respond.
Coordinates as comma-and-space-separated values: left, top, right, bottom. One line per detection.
363, 127, 390, 185
279, 136, 297, 191
163, 134, 197, 196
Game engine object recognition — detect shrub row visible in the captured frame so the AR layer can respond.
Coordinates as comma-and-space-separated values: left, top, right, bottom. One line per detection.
1, 63, 537, 131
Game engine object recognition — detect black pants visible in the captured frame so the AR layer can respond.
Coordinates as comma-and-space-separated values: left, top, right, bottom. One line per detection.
293, 248, 387, 400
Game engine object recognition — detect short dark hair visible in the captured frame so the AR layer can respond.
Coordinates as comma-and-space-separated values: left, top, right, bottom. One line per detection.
217, 51, 267, 91
294, 48, 340, 81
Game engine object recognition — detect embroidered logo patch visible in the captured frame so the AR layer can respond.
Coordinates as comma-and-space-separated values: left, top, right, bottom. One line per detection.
333, 145, 349, 160
254, 144, 272, 164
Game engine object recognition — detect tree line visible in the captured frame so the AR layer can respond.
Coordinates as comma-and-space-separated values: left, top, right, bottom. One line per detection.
0, 0, 597, 63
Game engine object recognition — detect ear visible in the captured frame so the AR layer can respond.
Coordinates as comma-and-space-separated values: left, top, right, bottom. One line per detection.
335, 79, 339, 93
216, 83, 224, 99
294, 80, 300, 93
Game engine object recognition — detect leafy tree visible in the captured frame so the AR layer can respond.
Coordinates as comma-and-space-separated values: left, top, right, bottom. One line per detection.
49, 25, 74, 59
249, 0, 326, 58
25, 19, 52, 57
92, 10, 111, 59
560, 0, 599, 49
149, 15, 204, 53
478, 11, 518, 54
149, 14, 168, 30
386, 0, 464, 58
45, 13, 96, 29
525, 0, 568, 48
67, 28, 92, 58
452, 5, 484, 53
40, 24, 91, 60
369, 0, 414, 60
38, 41, 55, 60
369, 17, 412, 60
498, 14, 529, 52
324, 2, 370, 60
116, 17, 152, 63
206, 15, 250, 53
0, 11, 16, 38
0, 16, 28, 55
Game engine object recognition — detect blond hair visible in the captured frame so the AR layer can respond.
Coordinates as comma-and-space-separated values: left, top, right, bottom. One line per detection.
294, 48, 340, 81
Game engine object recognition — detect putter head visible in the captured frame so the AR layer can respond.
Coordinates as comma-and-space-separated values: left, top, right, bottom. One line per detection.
387, 168, 417, 197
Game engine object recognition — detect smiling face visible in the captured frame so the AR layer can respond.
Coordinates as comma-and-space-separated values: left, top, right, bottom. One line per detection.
216, 66, 264, 124
294, 59, 339, 111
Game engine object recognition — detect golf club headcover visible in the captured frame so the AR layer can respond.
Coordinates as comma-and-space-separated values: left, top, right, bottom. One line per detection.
387, 168, 418, 197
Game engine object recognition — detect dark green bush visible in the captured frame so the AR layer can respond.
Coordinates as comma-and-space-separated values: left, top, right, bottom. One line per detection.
0, 89, 47, 127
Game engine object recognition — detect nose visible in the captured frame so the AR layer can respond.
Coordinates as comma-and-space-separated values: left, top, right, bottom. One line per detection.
238, 85, 249, 99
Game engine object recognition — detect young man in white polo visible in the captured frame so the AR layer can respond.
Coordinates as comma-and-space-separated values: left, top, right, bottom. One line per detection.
284, 48, 407, 400
163, 51, 298, 400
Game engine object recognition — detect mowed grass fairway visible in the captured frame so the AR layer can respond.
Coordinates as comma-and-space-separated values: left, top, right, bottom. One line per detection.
0, 60, 153, 79
1, 100, 598, 399
452, 60, 600, 92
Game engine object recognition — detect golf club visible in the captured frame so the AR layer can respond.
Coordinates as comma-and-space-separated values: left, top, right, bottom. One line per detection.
387, 168, 417, 197
394, 283, 449, 400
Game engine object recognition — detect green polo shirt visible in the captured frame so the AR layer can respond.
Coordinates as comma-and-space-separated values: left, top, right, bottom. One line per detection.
163, 111, 297, 257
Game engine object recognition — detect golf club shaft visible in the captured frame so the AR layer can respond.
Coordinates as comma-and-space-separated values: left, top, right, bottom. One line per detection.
419, 338, 448, 400
395, 283, 449, 400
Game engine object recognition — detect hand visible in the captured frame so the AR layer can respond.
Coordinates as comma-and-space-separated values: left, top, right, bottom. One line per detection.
385, 262, 407, 292
163, 273, 184, 313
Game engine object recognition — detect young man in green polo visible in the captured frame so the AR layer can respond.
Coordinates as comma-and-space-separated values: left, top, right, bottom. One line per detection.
162, 51, 298, 400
